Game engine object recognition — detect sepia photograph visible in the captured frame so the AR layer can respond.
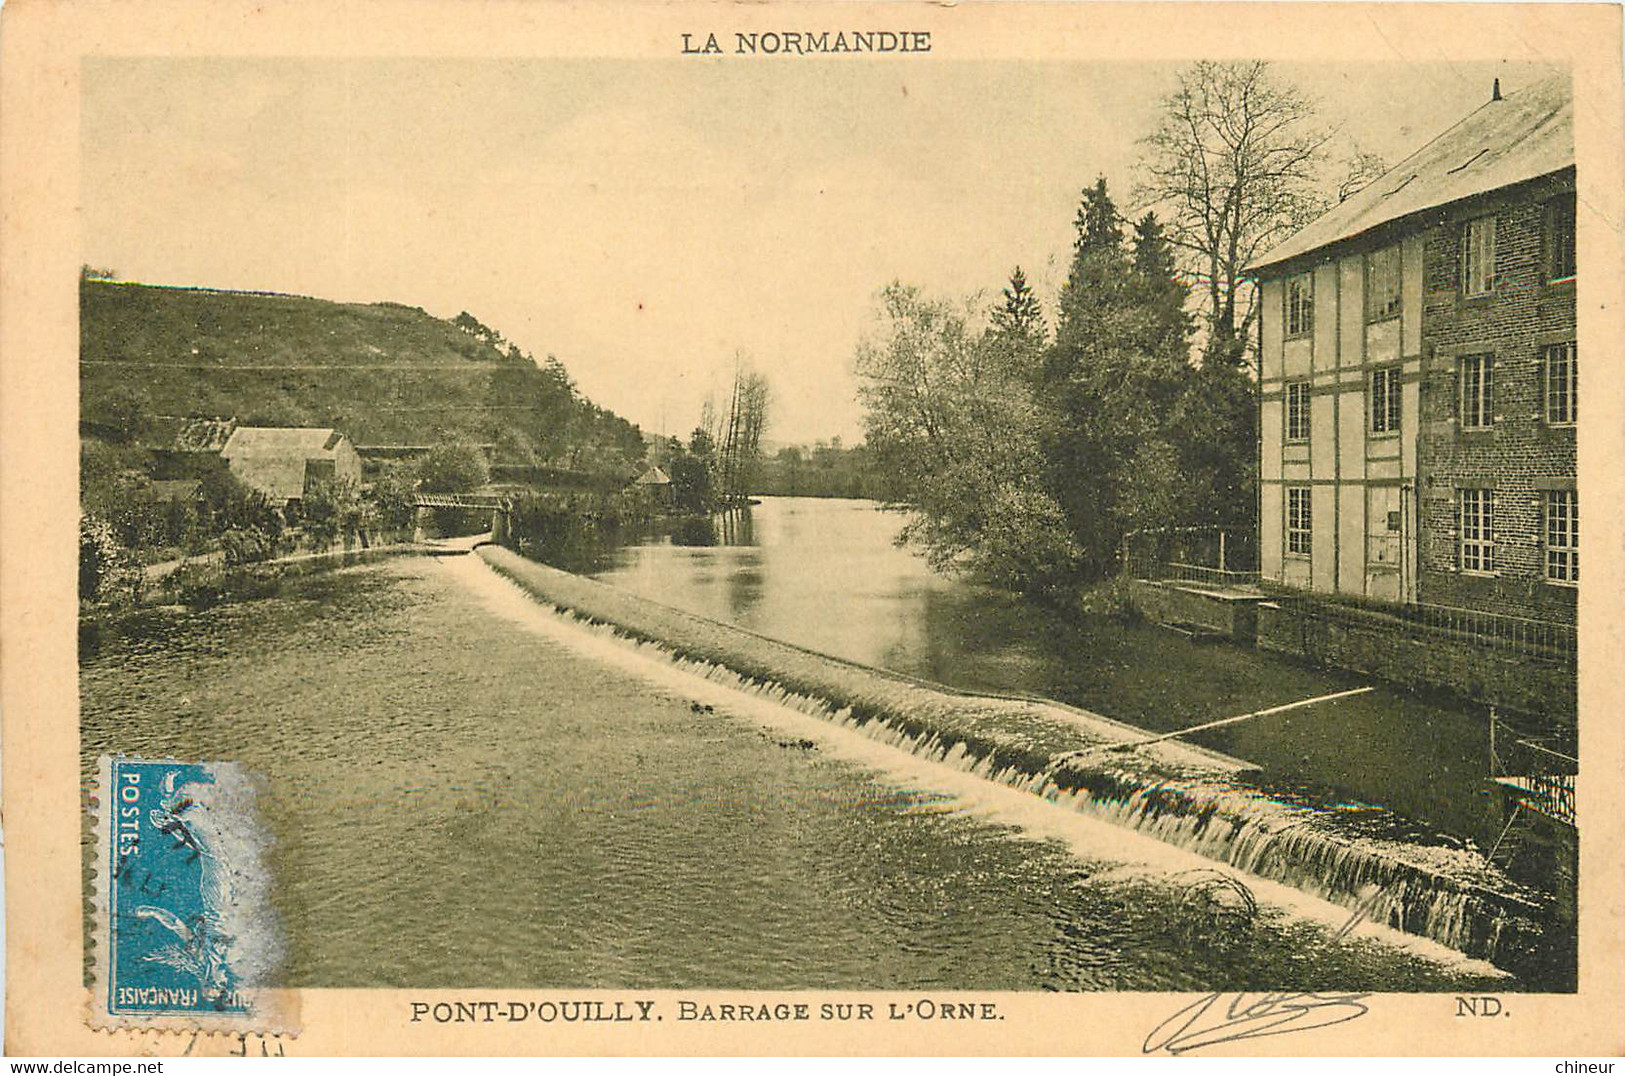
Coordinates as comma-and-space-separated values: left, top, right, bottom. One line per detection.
3, 0, 1622, 1060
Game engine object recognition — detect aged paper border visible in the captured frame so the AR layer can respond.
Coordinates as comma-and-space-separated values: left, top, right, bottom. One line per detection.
4, 0, 1622, 1057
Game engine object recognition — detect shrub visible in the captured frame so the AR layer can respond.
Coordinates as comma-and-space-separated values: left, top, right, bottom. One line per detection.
416, 443, 489, 494
220, 527, 273, 566
370, 463, 420, 531
302, 477, 362, 549
79, 514, 135, 603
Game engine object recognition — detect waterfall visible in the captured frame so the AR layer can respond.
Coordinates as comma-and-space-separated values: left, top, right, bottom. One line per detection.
455, 549, 1554, 978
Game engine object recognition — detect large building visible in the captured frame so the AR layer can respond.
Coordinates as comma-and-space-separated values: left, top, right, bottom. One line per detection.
1250, 76, 1576, 625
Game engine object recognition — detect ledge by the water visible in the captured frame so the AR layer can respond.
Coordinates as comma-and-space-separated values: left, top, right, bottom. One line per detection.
476, 544, 1255, 777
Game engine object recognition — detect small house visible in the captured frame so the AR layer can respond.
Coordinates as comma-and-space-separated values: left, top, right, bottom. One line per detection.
633, 465, 674, 506
220, 426, 362, 504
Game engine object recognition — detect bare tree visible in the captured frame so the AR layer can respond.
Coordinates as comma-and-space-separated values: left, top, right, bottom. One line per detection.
1135, 61, 1333, 368
1337, 149, 1389, 203
712, 353, 771, 504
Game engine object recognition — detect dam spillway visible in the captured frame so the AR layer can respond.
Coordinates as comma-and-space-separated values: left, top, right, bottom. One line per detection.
474, 544, 1556, 978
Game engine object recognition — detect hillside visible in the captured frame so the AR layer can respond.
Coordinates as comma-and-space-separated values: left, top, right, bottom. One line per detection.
79, 279, 643, 470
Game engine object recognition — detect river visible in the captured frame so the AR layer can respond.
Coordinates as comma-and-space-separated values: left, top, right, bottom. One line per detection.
585, 496, 1503, 849
79, 549, 1508, 991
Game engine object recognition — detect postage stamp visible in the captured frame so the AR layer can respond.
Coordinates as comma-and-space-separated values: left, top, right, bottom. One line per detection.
89, 755, 296, 1033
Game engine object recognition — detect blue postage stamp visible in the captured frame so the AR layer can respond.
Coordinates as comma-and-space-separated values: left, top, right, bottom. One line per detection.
91, 755, 293, 1032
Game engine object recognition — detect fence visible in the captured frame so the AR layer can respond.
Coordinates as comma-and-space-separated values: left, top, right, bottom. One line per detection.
1489, 710, 1577, 828
1122, 526, 1259, 588
1269, 590, 1577, 669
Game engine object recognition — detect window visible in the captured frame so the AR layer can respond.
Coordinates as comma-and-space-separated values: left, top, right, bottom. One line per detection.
1548, 194, 1577, 281
1545, 341, 1577, 425
1461, 216, 1496, 296
1545, 490, 1578, 584
1371, 367, 1402, 434
1286, 381, 1310, 442
1286, 273, 1313, 337
1460, 353, 1493, 429
1287, 487, 1312, 556
1459, 488, 1494, 573
1366, 245, 1402, 321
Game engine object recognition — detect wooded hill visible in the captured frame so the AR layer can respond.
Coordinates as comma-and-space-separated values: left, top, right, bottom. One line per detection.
79, 279, 645, 474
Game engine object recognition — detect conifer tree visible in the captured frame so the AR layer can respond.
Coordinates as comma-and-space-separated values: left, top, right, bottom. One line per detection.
991, 266, 1044, 344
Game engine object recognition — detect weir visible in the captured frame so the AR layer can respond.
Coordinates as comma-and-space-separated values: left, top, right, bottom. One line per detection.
466, 545, 1559, 980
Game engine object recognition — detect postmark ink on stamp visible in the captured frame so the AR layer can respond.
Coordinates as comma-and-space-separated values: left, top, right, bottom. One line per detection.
90, 755, 296, 1033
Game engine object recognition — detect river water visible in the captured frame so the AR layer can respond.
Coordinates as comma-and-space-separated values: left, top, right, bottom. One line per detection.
585, 497, 1504, 849
79, 551, 1507, 991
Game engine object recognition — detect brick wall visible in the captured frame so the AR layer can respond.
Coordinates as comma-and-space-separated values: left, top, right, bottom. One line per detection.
1416, 174, 1578, 625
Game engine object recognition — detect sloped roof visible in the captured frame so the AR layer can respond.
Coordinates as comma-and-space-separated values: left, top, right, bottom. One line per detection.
1250, 76, 1573, 273
172, 418, 238, 453
221, 426, 347, 459
132, 479, 203, 502
634, 466, 672, 486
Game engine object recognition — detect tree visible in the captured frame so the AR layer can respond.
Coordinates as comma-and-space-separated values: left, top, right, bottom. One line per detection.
100, 386, 151, 444
1135, 61, 1332, 368
416, 443, 489, 494
990, 266, 1045, 345
856, 282, 1078, 597
1042, 179, 1202, 575
1337, 149, 1388, 203
302, 477, 363, 549
370, 462, 420, 531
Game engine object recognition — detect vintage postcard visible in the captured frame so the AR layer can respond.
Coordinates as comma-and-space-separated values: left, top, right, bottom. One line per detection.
3, 0, 1622, 1059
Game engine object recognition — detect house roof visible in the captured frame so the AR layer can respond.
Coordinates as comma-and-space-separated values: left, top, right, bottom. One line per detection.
634, 466, 672, 486
221, 426, 348, 459
172, 418, 238, 453
133, 479, 203, 502
1250, 76, 1573, 274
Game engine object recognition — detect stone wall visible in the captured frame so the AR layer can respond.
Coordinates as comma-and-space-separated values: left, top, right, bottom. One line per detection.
1126, 579, 1263, 642
1256, 599, 1575, 722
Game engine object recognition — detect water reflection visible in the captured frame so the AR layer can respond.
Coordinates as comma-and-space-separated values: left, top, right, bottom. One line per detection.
585, 497, 1503, 848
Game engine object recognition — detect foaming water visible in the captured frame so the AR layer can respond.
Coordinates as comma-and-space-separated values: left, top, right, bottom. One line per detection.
446, 553, 1509, 979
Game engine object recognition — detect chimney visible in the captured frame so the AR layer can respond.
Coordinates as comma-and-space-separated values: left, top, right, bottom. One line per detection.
1492, 78, 1502, 102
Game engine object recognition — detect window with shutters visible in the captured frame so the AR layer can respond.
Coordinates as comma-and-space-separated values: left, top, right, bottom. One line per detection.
1459, 488, 1494, 574
1545, 490, 1578, 585
1461, 216, 1496, 296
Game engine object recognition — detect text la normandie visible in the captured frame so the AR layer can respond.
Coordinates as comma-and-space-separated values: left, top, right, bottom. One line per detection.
682, 31, 931, 56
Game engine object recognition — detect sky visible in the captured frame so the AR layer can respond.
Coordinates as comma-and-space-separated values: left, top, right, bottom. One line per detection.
81, 57, 1562, 445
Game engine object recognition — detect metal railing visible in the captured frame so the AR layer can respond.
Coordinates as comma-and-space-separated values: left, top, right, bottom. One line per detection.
1488, 709, 1577, 830
1268, 590, 1576, 668
1504, 772, 1576, 827
1404, 602, 1577, 666
1158, 561, 1262, 588
1123, 526, 1259, 589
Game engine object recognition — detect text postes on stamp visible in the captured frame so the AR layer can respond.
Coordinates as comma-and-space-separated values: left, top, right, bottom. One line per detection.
91, 755, 296, 1034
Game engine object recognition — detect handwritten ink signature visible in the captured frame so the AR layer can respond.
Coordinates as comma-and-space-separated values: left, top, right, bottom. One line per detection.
1143, 886, 1385, 1055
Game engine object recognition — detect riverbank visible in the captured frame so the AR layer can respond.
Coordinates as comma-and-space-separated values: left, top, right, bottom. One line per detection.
478, 545, 1566, 983
78, 539, 467, 656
